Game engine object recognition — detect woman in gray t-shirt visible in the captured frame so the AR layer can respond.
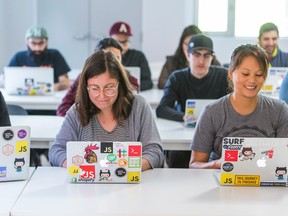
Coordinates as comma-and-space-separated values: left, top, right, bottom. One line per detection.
190, 44, 288, 169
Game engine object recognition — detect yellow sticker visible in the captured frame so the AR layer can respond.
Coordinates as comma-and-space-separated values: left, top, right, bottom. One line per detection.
235, 175, 260, 186
186, 108, 195, 115
220, 173, 235, 185
68, 165, 80, 176
127, 171, 140, 182
261, 85, 273, 91
15, 140, 29, 153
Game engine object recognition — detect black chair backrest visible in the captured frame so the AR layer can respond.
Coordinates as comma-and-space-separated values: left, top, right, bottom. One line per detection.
7, 104, 28, 115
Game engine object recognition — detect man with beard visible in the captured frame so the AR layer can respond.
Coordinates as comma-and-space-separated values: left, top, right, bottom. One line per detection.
8, 25, 71, 91
257, 23, 288, 105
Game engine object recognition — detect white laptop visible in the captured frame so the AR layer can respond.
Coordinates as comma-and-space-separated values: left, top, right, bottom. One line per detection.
260, 67, 288, 95
218, 137, 288, 186
0, 126, 30, 182
184, 99, 216, 127
67, 141, 142, 183
125, 66, 140, 90
4, 66, 54, 96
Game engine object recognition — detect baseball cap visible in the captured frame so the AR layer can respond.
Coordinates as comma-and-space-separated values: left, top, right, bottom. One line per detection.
109, 21, 133, 36
187, 34, 214, 53
25, 26, 48, 39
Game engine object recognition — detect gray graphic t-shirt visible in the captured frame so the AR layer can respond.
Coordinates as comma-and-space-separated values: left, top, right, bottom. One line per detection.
191, 94, 288, 160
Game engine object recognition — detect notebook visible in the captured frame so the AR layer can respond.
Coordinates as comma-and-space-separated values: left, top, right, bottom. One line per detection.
67, 141, 142, 183
184, 99, 216, 127
4, 66, 54, 96
0, 126, 30, 182
260, 67, 288, 95
219, 137, 288, 186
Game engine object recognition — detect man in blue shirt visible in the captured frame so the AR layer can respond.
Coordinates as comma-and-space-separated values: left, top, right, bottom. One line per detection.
8, 25, 71, 91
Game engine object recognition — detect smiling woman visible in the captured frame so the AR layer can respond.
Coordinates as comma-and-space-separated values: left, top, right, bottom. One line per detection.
190, 44, 288, 169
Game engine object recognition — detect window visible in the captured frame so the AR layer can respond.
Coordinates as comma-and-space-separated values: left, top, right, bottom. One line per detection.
196, 0, 288, 37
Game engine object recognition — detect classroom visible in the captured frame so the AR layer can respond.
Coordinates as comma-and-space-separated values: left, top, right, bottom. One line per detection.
1, 0, 288, 215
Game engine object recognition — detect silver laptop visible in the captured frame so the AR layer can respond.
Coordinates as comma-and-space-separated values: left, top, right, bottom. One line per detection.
184, 99, 216, 127
260, 67, 288, 95
126, 66, 140, 90
4, 66, 54, 96
67, 141, 142, 183
219, 137, 288, 186
0, 126, 30, 182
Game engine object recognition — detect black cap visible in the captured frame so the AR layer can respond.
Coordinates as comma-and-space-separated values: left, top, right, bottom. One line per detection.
187, 34, 214, 53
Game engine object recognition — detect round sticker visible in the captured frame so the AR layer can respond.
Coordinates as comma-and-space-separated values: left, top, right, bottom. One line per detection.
222, 162, 234, 172
3, 129, 14, 141
118, 159, 128, 167
68, 165, 80, 176
18, 129, 27, 139
107, 153, 117, 162
115, 168, 126, 177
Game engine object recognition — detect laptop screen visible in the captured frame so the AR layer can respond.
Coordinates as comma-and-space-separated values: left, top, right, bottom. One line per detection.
67, 141, 142, 183
0, 126, 30, 182
4, 66, 54, 96
220, 137, 288, 186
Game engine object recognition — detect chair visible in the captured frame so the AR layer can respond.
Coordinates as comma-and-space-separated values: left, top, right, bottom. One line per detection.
6, 104, 28, 115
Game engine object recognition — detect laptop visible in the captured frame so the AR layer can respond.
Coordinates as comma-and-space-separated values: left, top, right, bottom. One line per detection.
125, 66, 141, 90
218, 137, 288, 186
4, 66, 54, 96
0, 126, 30, 182
67, 141, 142, 183
260, 67, 288, 95
184, 99, 216, 127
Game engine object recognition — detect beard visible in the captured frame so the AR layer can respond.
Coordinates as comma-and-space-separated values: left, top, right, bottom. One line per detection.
28, 46, 48, 65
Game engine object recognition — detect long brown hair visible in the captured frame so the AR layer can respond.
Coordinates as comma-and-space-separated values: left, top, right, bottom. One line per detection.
76, 50, 134, 127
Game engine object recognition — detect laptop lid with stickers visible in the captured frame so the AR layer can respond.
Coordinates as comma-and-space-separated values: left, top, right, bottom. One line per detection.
4, 66, 54, 96
0, 126, 30, 182
219, 137, 288, 186
184, 99, 215, 127
66, 141, 142, 183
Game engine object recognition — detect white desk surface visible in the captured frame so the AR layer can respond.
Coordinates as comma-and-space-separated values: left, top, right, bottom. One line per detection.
139, 88, 163, 109
10, 115, 192, 150
11, 167, 288, 216
10, 115, 64, 149
0, 167, 35, 216
1, 88, 66, 110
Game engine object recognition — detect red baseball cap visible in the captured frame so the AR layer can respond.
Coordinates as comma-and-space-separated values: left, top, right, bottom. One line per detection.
109, 21, 133, 36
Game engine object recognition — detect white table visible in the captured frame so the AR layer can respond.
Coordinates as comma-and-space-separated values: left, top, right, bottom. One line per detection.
139, 88, 163, 109
10, 115, 64, 149
11, 167, 288, 216
0, 167, 35, 216
10, 115, 193, 150
1, 88, 66, 110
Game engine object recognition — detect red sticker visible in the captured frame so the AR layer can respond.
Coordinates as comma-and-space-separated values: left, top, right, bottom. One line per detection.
224, 150, 238, 162
128, 145, 141, 156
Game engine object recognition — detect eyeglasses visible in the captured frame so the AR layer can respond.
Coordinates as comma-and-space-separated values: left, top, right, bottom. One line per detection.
87, 82, 119, 97
191, 52, 214, 59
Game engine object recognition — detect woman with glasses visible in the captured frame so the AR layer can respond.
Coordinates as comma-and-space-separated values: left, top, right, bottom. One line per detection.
190, 44, 288, 169
49, 50, 164, 171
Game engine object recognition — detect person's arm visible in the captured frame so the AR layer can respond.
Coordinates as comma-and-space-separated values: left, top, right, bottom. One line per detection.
49, 106, 79, 166
189, 150, 221, 169
156, 72, 185, 122
56, 76, 79, 116
279, 73, 288, 104
0, 92, 11, 126
134, 96, 164, 170
53, 50, 71, 91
